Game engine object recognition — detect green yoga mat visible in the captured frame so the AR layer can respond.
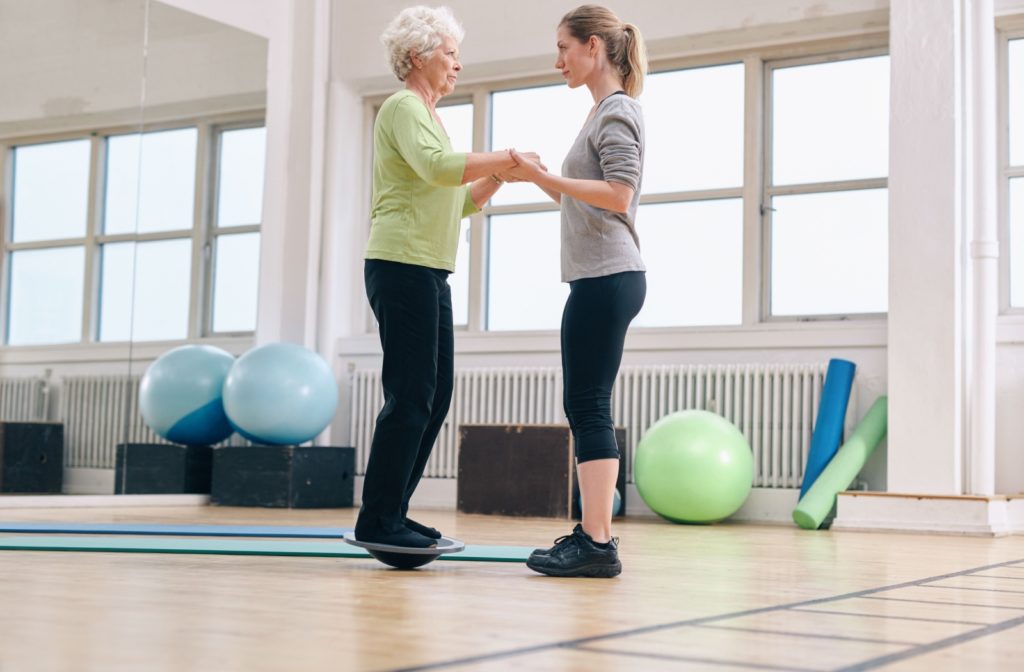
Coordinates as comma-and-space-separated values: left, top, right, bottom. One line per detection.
793, 396, 888, 530
0, 536, 531, 562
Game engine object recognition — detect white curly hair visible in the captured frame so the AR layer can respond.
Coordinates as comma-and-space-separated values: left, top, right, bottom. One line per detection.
381, 6, 465, 82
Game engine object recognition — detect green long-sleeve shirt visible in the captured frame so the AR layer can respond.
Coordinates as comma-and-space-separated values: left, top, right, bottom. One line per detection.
365, 89, 479, 272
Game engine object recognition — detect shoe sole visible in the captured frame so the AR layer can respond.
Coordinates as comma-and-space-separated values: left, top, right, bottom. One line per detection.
525, 560, 622, 578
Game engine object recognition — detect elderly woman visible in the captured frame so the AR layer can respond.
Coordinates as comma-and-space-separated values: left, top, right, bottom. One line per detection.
357, 6, 542, 548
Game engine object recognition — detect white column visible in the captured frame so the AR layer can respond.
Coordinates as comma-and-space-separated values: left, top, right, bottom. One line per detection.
965, 0, 998, 495
887, 0, 966, 493
255, 0, 331, 350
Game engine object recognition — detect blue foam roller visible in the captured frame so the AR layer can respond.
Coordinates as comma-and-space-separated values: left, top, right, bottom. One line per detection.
799, 358, 856, 498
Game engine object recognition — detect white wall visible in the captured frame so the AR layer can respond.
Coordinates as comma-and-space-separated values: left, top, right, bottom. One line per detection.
333, 0, 888, 90
0, 0, 267, 134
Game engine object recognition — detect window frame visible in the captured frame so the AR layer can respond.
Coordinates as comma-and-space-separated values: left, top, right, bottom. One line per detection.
204, 120, 267, 337
361, 33, 890, 336
0, 110, 265, 348
762, 47, 890, 323
999, 27, 1024, 315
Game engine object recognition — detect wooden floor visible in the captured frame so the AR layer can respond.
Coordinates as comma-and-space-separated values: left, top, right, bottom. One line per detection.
0, 505, 1022, 671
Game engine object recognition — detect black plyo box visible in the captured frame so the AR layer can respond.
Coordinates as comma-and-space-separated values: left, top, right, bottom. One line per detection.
0, 422, 63, 494
114, 443, 212, 494
210, 445, 355, 508
457, 424, 626, 519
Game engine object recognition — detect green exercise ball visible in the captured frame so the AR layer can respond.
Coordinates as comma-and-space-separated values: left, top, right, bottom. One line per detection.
634, 410, 753, 524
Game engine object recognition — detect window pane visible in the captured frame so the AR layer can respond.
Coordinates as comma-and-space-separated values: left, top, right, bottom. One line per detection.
7, 247, 85, 345
12, 140, 90, 243
212, 232, 260, 333
644, 64, 744, 194
772, 55, 889, 185
435, 103, 472, 152
1012, 39, 1024, 166
771, 189, 888, 316
635, 200, 743, 327
487, 212, 567, 330
436, 103, 473, 326
99, 239, 191, 341
490, 84, 592, 206
104, 128, 197, 234
449, 223, 470, 327
217, 127, 266, 227
1010, 178, 1024, 306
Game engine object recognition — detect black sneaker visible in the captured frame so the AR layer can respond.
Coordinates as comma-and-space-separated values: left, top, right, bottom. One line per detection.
526, 524, 621, 578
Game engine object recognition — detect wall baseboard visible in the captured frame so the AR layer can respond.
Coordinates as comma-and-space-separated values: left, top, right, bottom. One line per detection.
833, 491, 1020, 536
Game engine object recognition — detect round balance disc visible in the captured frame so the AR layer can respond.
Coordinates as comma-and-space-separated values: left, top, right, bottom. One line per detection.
342, 534, 465, 569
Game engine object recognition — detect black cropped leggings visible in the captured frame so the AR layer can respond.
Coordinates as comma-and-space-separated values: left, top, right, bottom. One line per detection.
561, 271, 646, 463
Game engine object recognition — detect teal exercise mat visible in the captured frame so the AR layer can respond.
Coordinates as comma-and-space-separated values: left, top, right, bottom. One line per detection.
0, 535, 532, 562
0, 522, 353, 538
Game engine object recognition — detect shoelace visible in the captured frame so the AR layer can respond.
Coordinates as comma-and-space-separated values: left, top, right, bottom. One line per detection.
548, 528, 586, 554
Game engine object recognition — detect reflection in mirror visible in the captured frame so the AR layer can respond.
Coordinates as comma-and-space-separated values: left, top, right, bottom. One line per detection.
118, 1, 268, 494
0, 0, 267, 496
0, 0, 147, 496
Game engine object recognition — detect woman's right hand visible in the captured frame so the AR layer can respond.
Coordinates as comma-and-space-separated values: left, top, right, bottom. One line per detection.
506, 150, 547, 181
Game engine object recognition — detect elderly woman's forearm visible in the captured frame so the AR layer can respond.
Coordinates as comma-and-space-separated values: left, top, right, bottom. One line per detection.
469, 176, 501, 208
461, 151, 518, 183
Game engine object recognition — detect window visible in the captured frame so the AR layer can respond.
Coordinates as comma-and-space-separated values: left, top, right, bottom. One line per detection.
5, 139, 90, 345
486, 84, 590, 331
767, 54, 890, 317
486, 65, 745, 330
2, 119, 266, 346
434, 103, 473, 327
364, 43, 890, 336
7, 247, 85, 345
210, 126, 266, 334
1008, 38, 1024, 306
638, 64, 745, 327
99, 128, 197, 342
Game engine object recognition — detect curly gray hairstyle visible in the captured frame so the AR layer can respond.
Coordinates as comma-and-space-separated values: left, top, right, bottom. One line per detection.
381, 6, 465, 82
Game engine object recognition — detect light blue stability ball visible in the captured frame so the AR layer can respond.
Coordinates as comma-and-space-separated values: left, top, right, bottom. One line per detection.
222, 342, 339, 445
139, 345, 235, 446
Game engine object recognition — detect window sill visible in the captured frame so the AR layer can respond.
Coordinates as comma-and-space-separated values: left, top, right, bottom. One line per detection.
0, 336, 254, 367
337, 320, 889, 358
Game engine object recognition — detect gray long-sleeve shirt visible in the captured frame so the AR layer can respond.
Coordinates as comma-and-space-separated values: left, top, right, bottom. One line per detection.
560, 92, 646, 283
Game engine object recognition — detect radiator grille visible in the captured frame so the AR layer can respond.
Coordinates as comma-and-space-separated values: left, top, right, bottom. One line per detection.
350, 363, 828, 487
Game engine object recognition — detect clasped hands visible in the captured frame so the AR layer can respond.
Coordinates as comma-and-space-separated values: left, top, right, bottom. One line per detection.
495, 149, 547, 183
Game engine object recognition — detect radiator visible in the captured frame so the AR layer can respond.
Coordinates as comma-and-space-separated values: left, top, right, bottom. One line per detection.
0, 377, 47, 422
350, 367, 562, 480
349, 363, 829, 488
61, 375, 247, 469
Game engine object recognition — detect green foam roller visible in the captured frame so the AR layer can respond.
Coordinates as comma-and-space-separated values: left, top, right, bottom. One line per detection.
792, 396, 888, 530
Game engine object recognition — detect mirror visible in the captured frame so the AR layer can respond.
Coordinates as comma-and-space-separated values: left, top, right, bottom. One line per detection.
118, 0, 267, 494
0, 0, 267, 496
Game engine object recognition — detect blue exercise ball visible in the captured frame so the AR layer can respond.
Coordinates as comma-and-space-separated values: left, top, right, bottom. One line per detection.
222, 342, 338, 445
139, 345, 235, 446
